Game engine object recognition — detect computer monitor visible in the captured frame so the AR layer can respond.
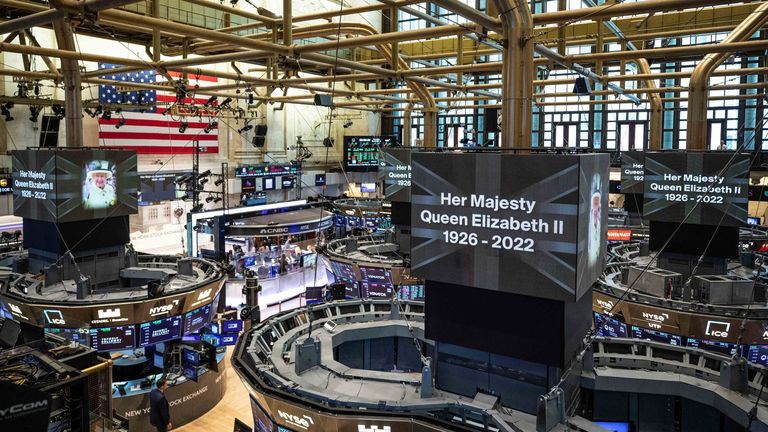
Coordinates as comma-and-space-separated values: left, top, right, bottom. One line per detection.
183, 364, 198, 382
221, 320, 243, 333
361, 182, 376, 193
748, 216, 761, 225
0, 318, 21, 348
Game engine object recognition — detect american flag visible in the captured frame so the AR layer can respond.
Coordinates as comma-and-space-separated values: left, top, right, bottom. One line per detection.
97, 64, 219, 154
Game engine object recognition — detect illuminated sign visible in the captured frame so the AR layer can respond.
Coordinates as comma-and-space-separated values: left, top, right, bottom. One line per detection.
607, 229, 632, 242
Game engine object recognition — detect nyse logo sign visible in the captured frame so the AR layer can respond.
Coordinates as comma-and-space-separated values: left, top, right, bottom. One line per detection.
596, 299, 614, 313
705, 321, 730, 338
277, 410, 314, 430
641, 312, 669, 329
358, 426, 392, 432
149, 299, 180, 316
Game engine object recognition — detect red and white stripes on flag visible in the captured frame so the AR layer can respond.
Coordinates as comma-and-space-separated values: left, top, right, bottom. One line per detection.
98, 69, 220, 154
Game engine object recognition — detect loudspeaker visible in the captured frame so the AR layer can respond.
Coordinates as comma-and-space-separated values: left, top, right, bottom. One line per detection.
573, 77, 592, 95
330, 283, 346, 301
39, 115, 60, 147
314, 94, 333, 107
254, 124, 268, 136
252, 135, 265, 148
484, 108, 499, 132
323, 137, 334, 147
76, 276, 91, 300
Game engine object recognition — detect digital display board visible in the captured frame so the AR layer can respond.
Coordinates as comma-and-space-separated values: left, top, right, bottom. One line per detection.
620, 151, 645, 194
359, 266, 394, 298
315, 174, 326, 186
360, 183, 376, 193
411, 153, 608, 302
379, 148, 412, 202
397, 284, 425, 301
251, 397, 276, 432
344, 136, 396, 171
220, 333, 238, 346
221, 320, 243, 333
138, 172, 183, 205
184, 304, 212, 335
747, 345, 768, 366
0, 175, 12, 194
594, 313, 628, 338
89, 325, 136, 351
138, 315, 183, 347
643, 152, 749, 227
183, 364, 198, 382
630, 325, 681, 346
686, 338, 738, 356
242, 177, 256, 191
13, 149, 138, 222
235, 163, 301, 178
182, 348, 200, 366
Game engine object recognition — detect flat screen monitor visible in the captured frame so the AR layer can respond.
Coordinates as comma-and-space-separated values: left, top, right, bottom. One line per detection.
397, 284, 426, 301
243, 256, 256, 267
593, 422, 630, 432
262, 177, 275, 191
747, 345, 768, 366
221, 320, 243, 333
630, 325, 681, 346
138, 316, 183, 347
182, 348, 201, 367
201, 333, 221, 347
45, 327, 90, 346
183, 364, 198, 382
220, 333, 238, 346
343, 136, 396, 171
153, 352, 164, 369
315, 174, 326, 186
305, 286, 324, 303
301, 253, 317, 268
748, 216, 760, 225
281, 176, 295, 189
250, 397, 275, 432
359, 266, 394, 298
138, 172, 179, 205
89, 326, 136, 352
593, 313, 629, 338
241, 178, 256, 191
0, 318, 21, 348
184, 304, 212, 335
687, 338, 738, 356
361, 182, 376, 193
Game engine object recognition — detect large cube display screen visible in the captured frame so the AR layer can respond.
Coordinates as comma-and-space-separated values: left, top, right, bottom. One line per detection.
411, 152, 608, 302
359, 266, 393, 298
13, 149, 138, 222
643, 152, 749, 227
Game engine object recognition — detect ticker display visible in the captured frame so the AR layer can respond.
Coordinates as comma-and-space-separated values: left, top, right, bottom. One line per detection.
643, 152, 749, 227
12, 149, 138, 223
411, 153, 608, 302
235, 163, 301, 178
593, 312, 628, 338
620, 151, 645, 194
184, 304, 212, 335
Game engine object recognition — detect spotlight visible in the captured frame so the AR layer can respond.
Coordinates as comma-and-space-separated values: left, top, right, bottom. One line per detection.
52, 104, 65, 119
191, 204, 204, 212
175, 174, 192, 185
214, 178, 224, 186
178, 121, 189, 133
219, 97, 233, 109
199, 178, 209, 186
343, 120, 353, 128
238, 124, 253, 134
28, 106, 40, 123
247, 93, 254, 105
204, 95, 218, 107
16, 82, 28, 98
33, 82, 40, 96
161, 107, 169, 116
199, 169, 212, 178
101, 110, 112, 121
192, 225, 201, 232
204, 120, 218, 133
84, 107, 96, 118
205, 196, 214, 203
115, 118, 126, 129
213, 197, 223, 203
230, 0, 238, 5
175, 81, 188, 104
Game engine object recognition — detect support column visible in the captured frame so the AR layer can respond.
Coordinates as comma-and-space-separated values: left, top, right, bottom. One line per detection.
52, 17, 82, 147
152, 0, 161, 61
283, 0, 292, 46
492, 0, 533, 148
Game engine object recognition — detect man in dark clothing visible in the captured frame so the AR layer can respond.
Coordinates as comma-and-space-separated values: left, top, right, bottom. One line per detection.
149, 379, 172, 431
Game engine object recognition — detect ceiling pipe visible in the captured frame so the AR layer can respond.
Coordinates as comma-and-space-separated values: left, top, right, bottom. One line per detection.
430, 0, 502, 33
686, 1, 768, 150
533, 0, 756, 26
0, 9, 64, 34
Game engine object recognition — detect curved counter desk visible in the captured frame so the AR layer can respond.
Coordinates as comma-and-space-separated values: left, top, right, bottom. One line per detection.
113, 350, 227, 432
